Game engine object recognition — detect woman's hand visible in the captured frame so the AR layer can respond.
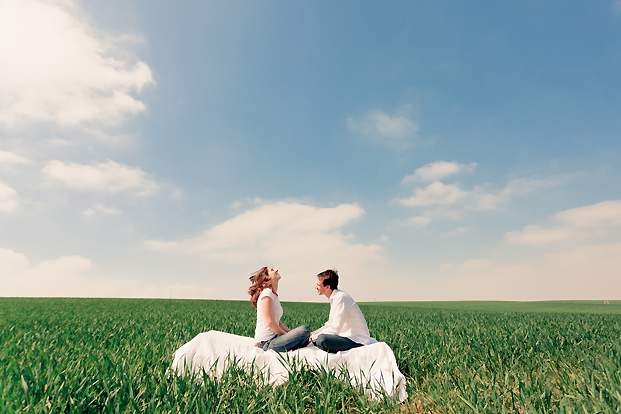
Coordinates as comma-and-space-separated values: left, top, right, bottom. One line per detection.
279, 321, 291, 333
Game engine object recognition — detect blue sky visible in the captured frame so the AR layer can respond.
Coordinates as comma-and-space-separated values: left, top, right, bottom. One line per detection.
1, 0, 620, 301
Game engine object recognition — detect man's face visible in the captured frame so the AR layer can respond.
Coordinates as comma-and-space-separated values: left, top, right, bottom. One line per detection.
315, 277, 330, 296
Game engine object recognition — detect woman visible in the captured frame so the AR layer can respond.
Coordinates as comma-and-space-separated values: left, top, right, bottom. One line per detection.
248, 266, 310, 352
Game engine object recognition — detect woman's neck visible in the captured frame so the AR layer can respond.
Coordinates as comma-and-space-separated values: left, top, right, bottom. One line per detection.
271, 280, 279, 295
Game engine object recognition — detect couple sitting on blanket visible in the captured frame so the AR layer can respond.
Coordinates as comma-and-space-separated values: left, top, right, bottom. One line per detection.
248, 267, 377, 354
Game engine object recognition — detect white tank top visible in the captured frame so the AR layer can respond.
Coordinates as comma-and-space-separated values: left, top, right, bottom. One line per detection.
254, 288, 283, 342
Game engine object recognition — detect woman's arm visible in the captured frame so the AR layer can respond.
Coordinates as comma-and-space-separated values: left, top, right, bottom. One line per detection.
278, 321, 290, 333
260, 296, 287, 336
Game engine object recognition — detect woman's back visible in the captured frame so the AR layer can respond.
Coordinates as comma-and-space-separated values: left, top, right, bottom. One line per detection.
254, 288, 283, 342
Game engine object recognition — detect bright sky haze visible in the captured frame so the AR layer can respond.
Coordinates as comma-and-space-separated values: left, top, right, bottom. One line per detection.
1, 0, 621, 302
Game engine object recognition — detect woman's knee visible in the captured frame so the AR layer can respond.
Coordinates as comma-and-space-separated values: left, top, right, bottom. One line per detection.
296, 325, 311, 342
292, 325, 310, 336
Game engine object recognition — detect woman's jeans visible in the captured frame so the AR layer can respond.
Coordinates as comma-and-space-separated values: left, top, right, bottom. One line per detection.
314, 334, 363, 353
258, 325, 311, 352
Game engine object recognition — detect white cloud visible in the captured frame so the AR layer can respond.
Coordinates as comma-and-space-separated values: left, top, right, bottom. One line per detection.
0, 248, 29, 275
403, 216, 432, 226
428, 242, 621, 301
398, 182, 469, 207
505, 225, 576, 245
460, 259, 491, 271
347, 105, 418, 149
145, 200, 383, 300
0, 0, 154, 130
440, 258, 490, 272
42, 159, 159, 195
546, 242, 621, 271
439, 263, 456, 271
416, 200, 621, 300
0, 150, 30, 166
0, 182, 19, 212
397, 173, 570, 216
403, 161, 476, 183
442, 226, 471, 237
505, 200, 621, 245
556, 200, 621, 228
0, 248, 92, 296
0, 248, 92, 279
146, 201, 378, 261
0, 247, 214, 298
467, 176, 569, 211
81, 202, 122, 217
498, 176, 570, 199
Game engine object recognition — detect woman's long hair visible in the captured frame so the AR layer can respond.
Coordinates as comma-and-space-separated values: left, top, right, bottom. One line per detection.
248, 266, 271, 308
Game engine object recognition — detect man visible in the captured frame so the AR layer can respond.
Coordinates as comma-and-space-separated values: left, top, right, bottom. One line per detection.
311, 269, 377, 353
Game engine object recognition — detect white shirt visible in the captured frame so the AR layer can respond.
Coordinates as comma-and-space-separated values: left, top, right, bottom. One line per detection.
311, 289, 377, 346
254, 288, 283, 342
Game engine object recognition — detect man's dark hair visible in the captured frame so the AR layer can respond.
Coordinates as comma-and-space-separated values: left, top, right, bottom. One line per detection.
317, 269, 339, 290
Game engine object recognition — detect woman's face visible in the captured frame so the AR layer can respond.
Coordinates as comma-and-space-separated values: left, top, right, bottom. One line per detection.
267, 267, 281, 284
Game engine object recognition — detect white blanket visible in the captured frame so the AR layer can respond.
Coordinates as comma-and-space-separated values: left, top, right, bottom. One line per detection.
169, 330, 407, 402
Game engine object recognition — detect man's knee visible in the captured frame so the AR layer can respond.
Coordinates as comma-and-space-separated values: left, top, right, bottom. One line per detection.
315, 334, 329, 351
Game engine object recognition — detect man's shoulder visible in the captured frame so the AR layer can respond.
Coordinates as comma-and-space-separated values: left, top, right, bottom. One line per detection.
332, 289, 355, 303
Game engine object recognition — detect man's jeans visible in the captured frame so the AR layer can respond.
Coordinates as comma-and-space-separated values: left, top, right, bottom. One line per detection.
258, 325, 311, 352
315, 334, 363, 353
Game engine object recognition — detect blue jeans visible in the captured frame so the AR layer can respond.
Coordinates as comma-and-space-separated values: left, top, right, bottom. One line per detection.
315, 334, 363, 353
258, 325, 311, 352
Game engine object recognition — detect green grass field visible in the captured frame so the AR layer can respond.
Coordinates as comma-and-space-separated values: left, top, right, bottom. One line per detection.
1, 298, 620, 413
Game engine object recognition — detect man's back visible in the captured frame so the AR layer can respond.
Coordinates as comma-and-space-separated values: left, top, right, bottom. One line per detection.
315, 289, 377, 346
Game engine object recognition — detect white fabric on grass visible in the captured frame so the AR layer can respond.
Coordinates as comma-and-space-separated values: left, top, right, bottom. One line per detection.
169, 330, 407, 402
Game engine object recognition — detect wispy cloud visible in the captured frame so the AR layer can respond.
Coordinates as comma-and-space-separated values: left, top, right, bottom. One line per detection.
347, 105, 418, 149
403, 216, 432, 226
428, 241, 621, 301
398, 180, 511, 210
400, 176, 567, 211
505, 200, 621, 245
0, 247, 212, 298
0, 151, 31, 167
0, 248, 92, 292
146, 200, 379, 262
145, 200, 383, 299
0, 182, 19, 213
397, 162, 571, 225
0, 0, 154, 132
442, 226, 471, 237
81, 202, 123, 217
555, 200, 621, 227
402, 161, 476, 183
440, 259, 491, 272
398, 182, 469, 207
416, 200, 621, 301
42, 159, 159, 195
